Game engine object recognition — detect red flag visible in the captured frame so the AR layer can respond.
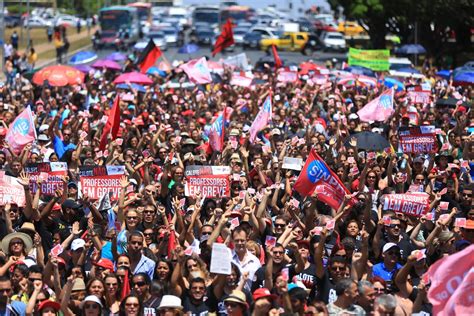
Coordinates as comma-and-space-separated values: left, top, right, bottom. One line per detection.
212, 19, 234, 56
272, 45, 282, 69
167, 230, 176, 259
294, 149, 351, 210
137, 39, 162, 73
99, 95, 121, 150
120, 269, 131, 299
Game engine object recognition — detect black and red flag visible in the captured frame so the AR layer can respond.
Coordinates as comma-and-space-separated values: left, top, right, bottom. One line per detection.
212, 19, 235, 56
136, 39, 162, 73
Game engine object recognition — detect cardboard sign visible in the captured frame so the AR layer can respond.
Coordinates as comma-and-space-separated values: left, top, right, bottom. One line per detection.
383, 193, 430, 217
282, 157, 304, 171
399, 127, 438, 154
25, 162, 68, 196
265, 235, 277, 248
210, 243, 232, 275
0, 173, 26, 206
406, 85, 431, 104
79, 166, 125, 200
184, 165, 231, 198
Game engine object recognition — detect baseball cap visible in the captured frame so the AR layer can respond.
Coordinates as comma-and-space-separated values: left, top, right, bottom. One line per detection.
382, 242, 400, 253
94, 258, 114, 271
253, 288, 277, 301
71, 238, 86, 251
38, 300, 61, 312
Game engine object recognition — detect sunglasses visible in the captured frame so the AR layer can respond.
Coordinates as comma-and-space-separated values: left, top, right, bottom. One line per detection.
389, 224, 401, 228
275, 224, 286, 228
84, 304, 99, 309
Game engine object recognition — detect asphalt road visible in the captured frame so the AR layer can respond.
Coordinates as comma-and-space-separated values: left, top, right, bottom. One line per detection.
94, 43, 347, 66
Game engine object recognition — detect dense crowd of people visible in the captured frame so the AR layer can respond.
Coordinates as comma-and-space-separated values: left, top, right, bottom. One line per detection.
0, 50, 472, 316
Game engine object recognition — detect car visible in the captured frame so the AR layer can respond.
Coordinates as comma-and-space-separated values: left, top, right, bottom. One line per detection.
195, 29, 216, 46
5, 15, 21, 28
23, 16, 52, 28
162, 27, 179, 46
337, 21, 365, 37
233, 27, 248, 45
147, 31, 168, 51
249, 26, 280, 39
260, 32, 311, 52
243, 31, 263, 48
55, 15, 86, 27
320, 32, 346, 51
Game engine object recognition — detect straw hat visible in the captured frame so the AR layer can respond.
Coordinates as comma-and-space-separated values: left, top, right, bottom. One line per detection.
1, 232, 33, 255
158, 295, 183, 310
224, 290, 249, 309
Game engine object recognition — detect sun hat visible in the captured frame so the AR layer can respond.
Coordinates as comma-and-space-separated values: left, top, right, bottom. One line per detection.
252, 288, 277, 301
71, 278, 86, 292
19, 222, 36, 234
80, 295, 103, 308
1, 232, 33, 255
158, 295, 183, 310
38, 300, 61, 312
224, 290, 249, 308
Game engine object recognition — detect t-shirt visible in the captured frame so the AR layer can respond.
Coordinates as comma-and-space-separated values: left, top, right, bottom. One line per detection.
327, 302, 366, 316
252, 263, 296, 292
0, 301, 27, 316
311, 270, 337, 304
295, 263, 318, 289
182, 288, 211, 316
143, 295, 161, 316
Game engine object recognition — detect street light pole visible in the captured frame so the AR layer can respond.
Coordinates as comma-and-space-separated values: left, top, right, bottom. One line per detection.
0, 0, 4, 78
27, 0, 31, 50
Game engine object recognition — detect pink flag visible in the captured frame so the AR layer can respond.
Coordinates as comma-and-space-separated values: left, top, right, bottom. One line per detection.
230, 74, 253, 87
5, 106, 37, 154
357, 88, 394, 122
249, 96, 272, 143
442, 267, 474, 316
208, 107, 227, 152
180, 57, 212, 84
427, 244, 474, 315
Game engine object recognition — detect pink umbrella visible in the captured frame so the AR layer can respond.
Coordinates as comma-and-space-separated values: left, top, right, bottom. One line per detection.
337, 75, 377, 87
113, 72, 153, 85
92, 59, 122, 71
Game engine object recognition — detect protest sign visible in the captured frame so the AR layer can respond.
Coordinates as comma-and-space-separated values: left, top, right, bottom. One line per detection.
399, 126, 438, 154
277, 71, 298, 83
406, 85, 431, 104
294, 149, 352, 211
222, 53, 249, 70
25, 162, 68, 196
210, 243, 232, 275
383, 193, 430, 217
0, 173, 26, 206
184, 165, 231, 198
282, 157, 304, 171
230, 74, 253, 87
80, 166, 125, 200
348, 48, 390, 71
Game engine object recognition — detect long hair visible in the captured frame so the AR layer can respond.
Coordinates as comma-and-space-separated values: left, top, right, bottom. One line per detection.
119, 294, 143, 316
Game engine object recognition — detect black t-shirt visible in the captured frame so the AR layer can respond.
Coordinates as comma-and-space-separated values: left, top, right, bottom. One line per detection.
310, 269, 337, 304
295, 263, 317, 290
182, 288, 211, 316
143, 295, 161, 316
252, 263, 296, 292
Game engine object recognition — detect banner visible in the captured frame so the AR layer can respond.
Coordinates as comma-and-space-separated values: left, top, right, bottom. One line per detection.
184, 165, 231, 198
348, 48, 390, 71
294, 149, 350, 210
222, 53, 249, 70
383, 193, 430, 217
277, 71, 298, 83
180, 57, 212, 84
427, 245, 474, 315
0, 173, 26, 206
406, 85, 431, 104
399, 126, 438, 154
79, 166, 125, 200
25, 162, 68, 196
249, 96, 272, 143
230, 74, 253, 87
5, 106, 37, 154
357, 88, 394, 122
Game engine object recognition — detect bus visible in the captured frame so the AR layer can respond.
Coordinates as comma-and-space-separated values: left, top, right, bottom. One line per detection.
192, 5, 219, 29
127, 2, 152, 26
220, 6, 253, 23
98, 6, 141, 48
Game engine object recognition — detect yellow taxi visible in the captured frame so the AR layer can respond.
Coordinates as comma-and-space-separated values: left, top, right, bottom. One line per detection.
337, 21, 365, 36
260, 32, 310, 51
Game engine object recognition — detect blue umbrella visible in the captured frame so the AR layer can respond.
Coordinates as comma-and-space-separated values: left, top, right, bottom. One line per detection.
397, 67, 421, 74
74, 65, 93, 73
178, 44, 200, 54
436, 69, 452, 80
453, 72, 474, 85
396, 44, 426, 55
69, 51, 97, 65
106, 52, 127, 62
343, 65, 375, 77
116, 83, 147, 93
146, 67, 168, 77
384, 77, 404, 91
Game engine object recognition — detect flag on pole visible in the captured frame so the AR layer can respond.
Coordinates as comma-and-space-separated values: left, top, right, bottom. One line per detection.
99, 95, 121, 150
180, 57, 212, 84
5, 106, 37, 154
357, 88, 394, 122
249, 95, 272, 143
208, 107, 227, 152
136, 39, 162, 73
272, 45, 282, 69
212, 19, 235, 56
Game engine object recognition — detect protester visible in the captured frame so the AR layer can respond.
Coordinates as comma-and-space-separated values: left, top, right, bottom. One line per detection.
0, 36, 472, 316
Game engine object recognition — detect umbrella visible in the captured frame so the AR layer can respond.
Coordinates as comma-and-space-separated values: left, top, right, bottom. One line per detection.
113, 72, 153, 85
106, 52, 127, 62
337, 75, 377, 87
299, 62, 328, 75
436, 97, 469, 108
436, 69, 452, 80
178, 43, 200, 54
32, 65, 85, 86
453, 72, 474, 86
397, 67, 421, 74
343, 65, 375, 77
396, 44, 426, 55
383, 77, 404, 91
92, 59, 122, 71
345, 131, 390, 152
69, 51, 97, 65
116, 83, 147, 93
146, 67, 167, 77
133, 42, 147, 51
74, 65, 93, 73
